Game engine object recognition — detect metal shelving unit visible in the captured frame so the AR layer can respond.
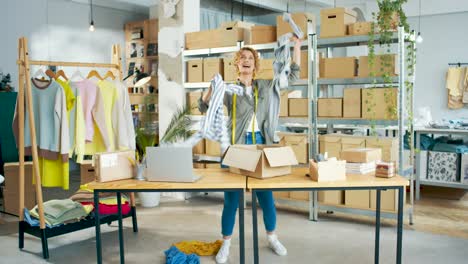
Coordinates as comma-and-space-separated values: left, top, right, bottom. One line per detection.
306, 27, 416, 224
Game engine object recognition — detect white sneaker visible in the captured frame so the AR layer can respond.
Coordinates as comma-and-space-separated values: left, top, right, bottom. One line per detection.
216, 239, 231, 263
267, 234, 287, 256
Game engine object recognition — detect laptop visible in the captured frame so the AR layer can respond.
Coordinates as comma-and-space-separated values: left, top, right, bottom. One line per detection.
145, 146, 201, 182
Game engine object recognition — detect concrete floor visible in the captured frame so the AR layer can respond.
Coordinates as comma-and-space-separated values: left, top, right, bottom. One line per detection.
1, 195, 468, 264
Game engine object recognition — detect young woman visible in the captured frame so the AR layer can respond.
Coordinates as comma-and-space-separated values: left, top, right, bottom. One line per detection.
199, 37, 302, 263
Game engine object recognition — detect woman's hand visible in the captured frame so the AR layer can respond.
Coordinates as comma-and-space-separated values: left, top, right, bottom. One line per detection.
292, 35, 302, 66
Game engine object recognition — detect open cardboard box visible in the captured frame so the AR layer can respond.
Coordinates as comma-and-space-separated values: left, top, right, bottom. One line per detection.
309, 158, 346, 182
222, 145, 298, 178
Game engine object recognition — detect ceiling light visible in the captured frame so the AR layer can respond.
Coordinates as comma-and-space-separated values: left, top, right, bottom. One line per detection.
416, 32, 423, 43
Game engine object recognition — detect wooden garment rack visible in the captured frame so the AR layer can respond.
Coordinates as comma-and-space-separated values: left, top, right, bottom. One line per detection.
16, 37, 136, 259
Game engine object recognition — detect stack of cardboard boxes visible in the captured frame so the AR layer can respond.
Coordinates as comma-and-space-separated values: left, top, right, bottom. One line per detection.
3, 162, 36, 216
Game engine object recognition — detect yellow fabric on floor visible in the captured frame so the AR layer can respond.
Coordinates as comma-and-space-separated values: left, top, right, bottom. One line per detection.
174, 240, 223, 256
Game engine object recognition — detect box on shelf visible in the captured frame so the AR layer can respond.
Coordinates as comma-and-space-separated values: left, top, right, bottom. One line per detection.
274, 191, 290, 199
318, 191, 344, 205
318, 98, 343, 117
340, 148, 382, 163
3, 188, 36, 216
277, 12, 316, 40
80, 160, 95, 184
461, 154, 468, 184
3, 162, 36, 216
288, 98, 309, 116
290, 191, 310, 201
222, 145, 298, 178
361, 88, 398, 120
309, 158, 346, 182
319, 134, 342, 159
370, 189, 405, 212
278, 132, 308, 164
256, 59, 274, 79
244, 25, 277, 45
187, 91, 203, 115
203, 58, 224, 82
320, 8, 357, 38
348, 22, 373, 36
223, 58, 237, 82
94, 150, 135, 182
186, 59, 203, 83
193, 163, 206, 169
345, 190, 370, 209
358, 54, 398, 77
343, 88, 361, 118
365, 137, 398, 163
280, 90, 289, 117
219, 20, 254, 46
341, 135, 366, 151
192, 138, 206, 154
427, 151, 460, 182
322, 57, 357, 78
185, 21, 253, 50
300, 50, 309, 79
205, 139, 221, 156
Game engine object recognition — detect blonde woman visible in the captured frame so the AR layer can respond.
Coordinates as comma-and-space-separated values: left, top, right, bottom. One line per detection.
199, 37, 302, 263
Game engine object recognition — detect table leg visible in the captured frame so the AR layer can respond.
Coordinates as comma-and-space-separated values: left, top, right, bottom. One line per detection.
94, 191, 102, 264
117, 192, 125, 264
252, 190, 259, 264
238, 190, 245, 264
396, 186, 404, 264
313, 191, 318, 221
415, 132, 421, 200
308, 191, 313, 221
375, 189, 381, 264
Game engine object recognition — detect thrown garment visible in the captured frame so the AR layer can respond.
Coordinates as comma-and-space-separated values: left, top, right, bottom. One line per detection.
187, 74, 243, 153
165, 246, 200, 264
174, 240, 223, 256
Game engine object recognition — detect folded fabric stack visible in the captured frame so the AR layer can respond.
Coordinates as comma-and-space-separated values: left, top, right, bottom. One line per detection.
70, 185, 131, 215
346, 162, 376, 174
28, 199, 92, 227
376, 162, 395, 178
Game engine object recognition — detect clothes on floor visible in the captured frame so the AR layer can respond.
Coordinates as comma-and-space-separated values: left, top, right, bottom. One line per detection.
165, 246, 200, 264
174, 240, 223, 256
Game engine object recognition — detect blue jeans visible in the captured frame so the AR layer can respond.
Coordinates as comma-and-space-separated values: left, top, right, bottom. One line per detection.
221, 131, 276, 236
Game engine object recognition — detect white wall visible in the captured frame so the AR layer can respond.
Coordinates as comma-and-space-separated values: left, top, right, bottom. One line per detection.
1, 0, 148, 87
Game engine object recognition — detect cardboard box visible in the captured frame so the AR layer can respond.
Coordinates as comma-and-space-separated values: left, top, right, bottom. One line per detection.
300, 50, 308, 79
370, 189, 405, 212
345, 190, 370, 209
273, 191, 290, 199
193, 162, 206, 169
187, 59, 203, 83
3, 162, 36, 216
277, 12, 316, 40
192, 138, 206, 154
278, 132, 308, 164
318, 98, 343, 117
343, 88, 361, 118
80, 160, 95, 184
185, 21, 253, 50
310, 159, 346, 182
223, 58, 237, 82
94, 150, 135, 182
4, 189, 36, 216
319, 134, 342, 159
290, 191, 310, 201
320, 8, 357, 38
358, 54, 398, 77
222, 145, 298, 179
256, 59, 274, 79
218, 20, 254, 47
205, 139, 221, 156
361, 88, 398, 120
203, 58, 224, 82
365, 137, 398, 163
322, 57, 357, 78
318, 191, 344, 205
348, 21, 373, 36
340, 148, 382, 163
288, 98, 308, 116
187, 91, 203, 115
341, 136, 366, 151
245, 25, 276, 45
206, 163, 221, 169
280, 90, 289, 117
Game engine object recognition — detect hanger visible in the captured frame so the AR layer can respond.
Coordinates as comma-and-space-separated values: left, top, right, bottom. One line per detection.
45, 68, 56, 79
86, 69, 103, 80
55, 69, 68, 81
70, 69, 85, 81
103, 70, 116, 80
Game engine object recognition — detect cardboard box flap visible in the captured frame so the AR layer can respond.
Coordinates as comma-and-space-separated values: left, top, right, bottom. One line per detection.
221, 21, 254, 30
321, 8, 357, 17
222, 145, 262, 172
284, 136, 307, 145
263, 146, 298, 167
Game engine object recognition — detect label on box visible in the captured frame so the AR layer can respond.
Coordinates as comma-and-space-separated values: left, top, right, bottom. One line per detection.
100, 154, 118, 168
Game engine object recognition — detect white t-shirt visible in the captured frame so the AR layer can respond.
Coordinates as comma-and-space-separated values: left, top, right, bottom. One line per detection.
245, 86, 260, 132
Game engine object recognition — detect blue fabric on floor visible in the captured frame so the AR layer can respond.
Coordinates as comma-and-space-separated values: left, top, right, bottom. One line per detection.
165, 246, 200, 264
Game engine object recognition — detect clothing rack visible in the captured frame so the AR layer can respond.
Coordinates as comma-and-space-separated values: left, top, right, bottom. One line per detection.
15, 37, 137, 259
448, 62, 468, 67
